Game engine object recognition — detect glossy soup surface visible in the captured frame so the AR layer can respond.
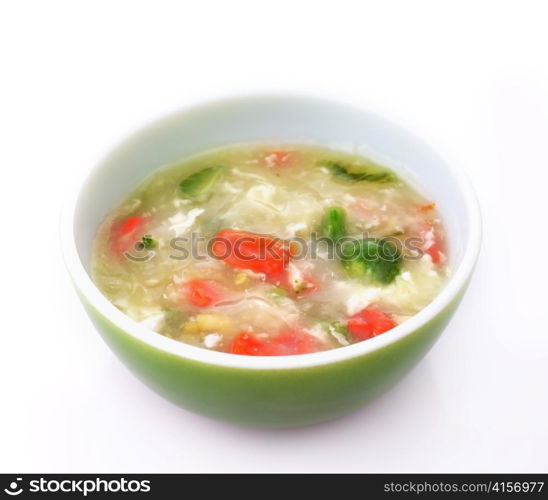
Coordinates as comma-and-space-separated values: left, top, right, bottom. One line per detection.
92, 145, 448, 356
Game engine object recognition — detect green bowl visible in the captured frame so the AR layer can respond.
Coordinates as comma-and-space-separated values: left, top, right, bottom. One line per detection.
61, 94, 481, 427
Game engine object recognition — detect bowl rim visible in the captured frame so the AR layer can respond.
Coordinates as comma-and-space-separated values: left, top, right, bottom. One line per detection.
61, 93, 482, 370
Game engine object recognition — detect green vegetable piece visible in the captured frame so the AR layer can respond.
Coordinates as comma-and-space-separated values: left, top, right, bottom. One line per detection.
162, 308, 186, 332
270, 286, 289, 298
140, 235, 156, 250
293, 280, 311, 294
341, 238, 402, 284
322, 321, 351, 343
320, 160, 396, 183
322, 206, 347, 242
179, 165, 223, 200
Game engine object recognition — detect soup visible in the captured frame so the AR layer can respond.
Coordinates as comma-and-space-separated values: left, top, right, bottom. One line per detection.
91, 144, 448, 356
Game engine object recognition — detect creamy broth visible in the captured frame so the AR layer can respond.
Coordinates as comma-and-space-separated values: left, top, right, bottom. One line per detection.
92, 144, 448, 356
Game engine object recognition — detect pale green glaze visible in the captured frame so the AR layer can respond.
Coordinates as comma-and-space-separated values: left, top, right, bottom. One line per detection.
80, 287, 465, 427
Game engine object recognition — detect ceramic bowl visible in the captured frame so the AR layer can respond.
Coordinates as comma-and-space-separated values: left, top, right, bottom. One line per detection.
61, 94, 481, 427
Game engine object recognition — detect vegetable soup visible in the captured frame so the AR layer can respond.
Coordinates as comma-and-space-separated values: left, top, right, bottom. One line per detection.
92, 145, 449, 356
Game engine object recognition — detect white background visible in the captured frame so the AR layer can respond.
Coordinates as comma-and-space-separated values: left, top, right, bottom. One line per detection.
1, 0, 547, 473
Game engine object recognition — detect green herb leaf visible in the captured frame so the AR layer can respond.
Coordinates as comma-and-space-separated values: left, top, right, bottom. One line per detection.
293, 280, 312, 294
322, 320, 351, 343
341, 238, 402, 284
179, 165, 223, 200
322, 206, 347, 242
140, 235, 156, 249
319, 160, 396, 183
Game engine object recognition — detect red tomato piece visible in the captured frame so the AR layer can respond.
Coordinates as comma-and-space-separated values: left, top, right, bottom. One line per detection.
230, 329, 321, 356
271, 329, 321, 355
418, 202, 436, 212
347, 308, 396, 341
417, 222, 444, 264
211, 229, 292, 281
110, 216, 148, 256
230, 332, 271, 356
186, 279, 226, 308
263, 151, 294, 167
